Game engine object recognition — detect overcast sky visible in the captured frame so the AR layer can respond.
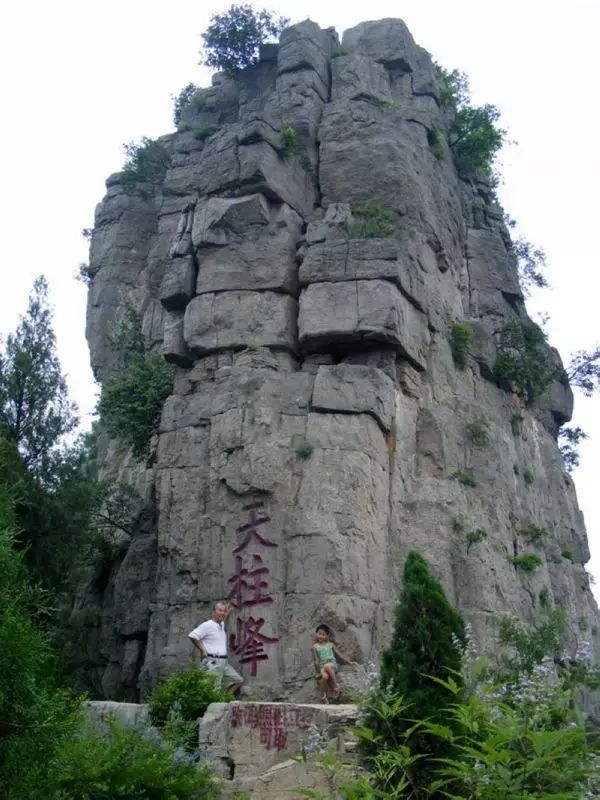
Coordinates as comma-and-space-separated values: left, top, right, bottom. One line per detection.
1, 0, 598, 593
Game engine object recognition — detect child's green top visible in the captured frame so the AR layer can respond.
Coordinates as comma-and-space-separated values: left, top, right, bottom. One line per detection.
314, 642, 337, 668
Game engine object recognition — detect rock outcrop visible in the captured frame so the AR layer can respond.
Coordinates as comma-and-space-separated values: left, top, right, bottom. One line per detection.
79, 18, 599, 701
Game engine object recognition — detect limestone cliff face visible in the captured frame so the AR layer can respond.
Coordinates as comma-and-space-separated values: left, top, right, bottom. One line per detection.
81, 19, 598, 700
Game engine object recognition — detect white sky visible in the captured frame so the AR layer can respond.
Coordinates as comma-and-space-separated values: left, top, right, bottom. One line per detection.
1, 0, 598, 592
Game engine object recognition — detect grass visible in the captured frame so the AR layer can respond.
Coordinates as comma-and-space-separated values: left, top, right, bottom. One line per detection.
520, 523, 547, 547
513, 553, 542, 572
452, 470, 477, 488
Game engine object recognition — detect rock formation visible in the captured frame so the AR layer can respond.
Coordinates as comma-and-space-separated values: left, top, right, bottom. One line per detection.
80, 18, 599, 701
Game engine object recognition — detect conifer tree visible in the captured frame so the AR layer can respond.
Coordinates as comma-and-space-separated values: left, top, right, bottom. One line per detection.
381, 550, 465, 718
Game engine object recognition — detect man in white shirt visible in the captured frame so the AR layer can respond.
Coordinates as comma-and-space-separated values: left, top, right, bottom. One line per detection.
188, 601, 243, 694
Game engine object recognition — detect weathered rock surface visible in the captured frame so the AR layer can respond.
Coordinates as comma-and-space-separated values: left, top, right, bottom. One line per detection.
81, 16, 599, 709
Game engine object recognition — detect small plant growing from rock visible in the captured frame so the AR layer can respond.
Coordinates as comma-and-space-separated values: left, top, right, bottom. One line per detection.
172, 82, 200, 126
452, 470, 477, 487
452, 517, 465, 534
427, 127, 445, 160
562, 548, 574, 561
493, 317, 554, 403
471, 199, 485, 227
466, 528, 487, 552
466, 420, 489, 447
331, 44, 349, 58
523, 468, 535, 485
342, 202, 396, 239
192, 124, 220, 141
450, 322, 475, 369
295, 441, 314, 460
120, 137, 170, 197
76, 262, 95, 286
512, 553, 542, 572
520, 523, 547, 547
280, 123, 301, 157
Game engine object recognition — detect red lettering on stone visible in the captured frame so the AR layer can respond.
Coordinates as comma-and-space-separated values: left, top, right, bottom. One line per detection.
227, 554, 273, 610
230, 617, 280, 676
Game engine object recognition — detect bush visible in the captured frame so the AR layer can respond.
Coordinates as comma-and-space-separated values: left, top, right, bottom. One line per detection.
201, 4, 289, 74
120, 137, 170, 197
342, 202, 396, 239
559, 425, 587, 472
521, 522, 547, 547
493, 316, 555, 403
466, 527, 487, 551
98, 308, 174, 460
513, 553, 543, 572
173, 82, 199, 127
466, 420, 489, 447
192, 124, 220, 141
148, 667, 231, 731
295, 441, 314, 460
280, 122, 301, 157
562, 548, 574, 561
523, 467, 535, 485
331, 44, 349, 58
449, 322, 475, 369
450, 104, 505, 176
44, 716, 219, 800
427, 126, 445, 160
452, 469, 477, 487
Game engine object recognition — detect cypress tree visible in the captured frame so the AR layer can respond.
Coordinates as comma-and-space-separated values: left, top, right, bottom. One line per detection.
381, 550, 465, 718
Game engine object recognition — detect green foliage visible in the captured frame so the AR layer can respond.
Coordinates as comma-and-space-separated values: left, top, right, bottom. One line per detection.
450, 104, 505, 176
380, 552, 465, 719
559, 425, 587, 472
466, 528, 487, 552
148, 667, 231, 750
523, 467, 535, 485
510, 411, 523, 436
120, 137, 170, 197
0, 276, 78, 472
98, 308, 174, 460
471, 199, 485, 227
562, 548, 574, 561
513, 236, 549, 294
192, 124, 220, 141
173, 82, 199, 126
513, 553, 543, 572
451, 516, 465, 534
466, 420, 489, 447
201, 4, 289, 74
281, 122, 301, 157
521, 522, 547, 547
295, 440, 314, 460
331, 44, 349, 58
567, 346, 600, 396
435, 65, 469, 110
427, 127, 444, 160
495, 609, 565, 682
76, 262, 95, 285
493, 316, 554, 403
451, 469, 477, 487
40, 716, 220, 800
342, 203, 396, 239
449, 322, 474, 369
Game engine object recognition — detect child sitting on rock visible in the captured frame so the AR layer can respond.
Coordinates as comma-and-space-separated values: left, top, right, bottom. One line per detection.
312, 623, 352, 703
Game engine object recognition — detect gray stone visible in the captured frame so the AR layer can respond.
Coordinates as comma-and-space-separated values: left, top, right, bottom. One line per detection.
312, 364, 396, 432
192, 194, 270, 248
159, 255, 196, 310
298, 279, 430, 368
277, 20, 333, 91
85, 701, 150, 728
184, 291, 298, 355
331, 54, 392, 104
163, 310, 194, 367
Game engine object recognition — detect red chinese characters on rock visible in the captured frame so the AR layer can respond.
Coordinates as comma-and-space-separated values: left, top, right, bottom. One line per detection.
229, 704, 315, 751
228, 503, 280, 677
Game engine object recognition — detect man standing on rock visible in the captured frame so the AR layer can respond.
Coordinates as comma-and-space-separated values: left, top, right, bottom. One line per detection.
188, 601, 244, 695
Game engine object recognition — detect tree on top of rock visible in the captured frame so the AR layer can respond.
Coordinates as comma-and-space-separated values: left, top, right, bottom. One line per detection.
201, 4, 289, 74
381, 550, 465, 719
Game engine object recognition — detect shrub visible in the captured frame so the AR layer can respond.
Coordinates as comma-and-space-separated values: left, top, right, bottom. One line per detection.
342, 202, 396, 239
513, 236, 549, 294
427, 126, 445, 160
201, 4, 289, 74
43, 716, 219, 800
148, 667, 232, 732
449, 322, 475, 369
172, 82, 199, 126
331, 44, 349, 58
98, 307, 174, 460
466, 527, 487, 551
513, 553, 542, 572
295, 441, 314, 460
562, 548, 574, 561
466, 420, 489, 447
76, 262, 94, 286
120, 137, 170, 197
523, 467, 535, 485
436, 65, 469, 110
452, 469, 477, 487
280, 122, 301, 157
192, 124, 220, 141
521, 522, 547, 547
450, 104, 505, 176
559, 425, 587, 472
493, 316, 555, 403
452, 516, 465, 534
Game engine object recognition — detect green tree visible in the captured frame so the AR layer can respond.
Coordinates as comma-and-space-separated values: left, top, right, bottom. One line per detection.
380, 551, 465, 717
559, 425, 587, 472
493, 316, 555, 402
0, 277, 77, 473
567, 346, 600, 396
201, 4, 289, 74
172, 82, 199, 126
